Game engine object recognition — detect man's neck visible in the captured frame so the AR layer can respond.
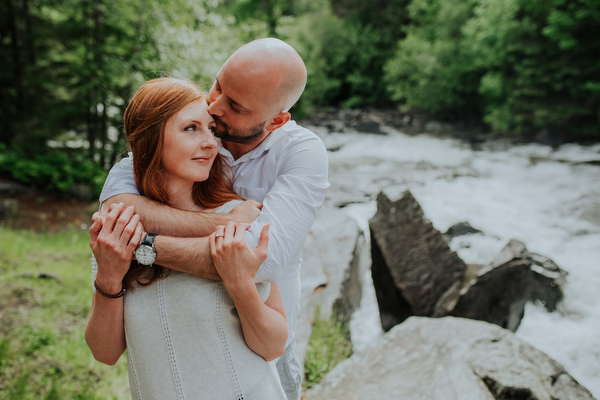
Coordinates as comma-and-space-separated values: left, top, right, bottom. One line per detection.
222, 132, 272, 160
221, 141, 254, 160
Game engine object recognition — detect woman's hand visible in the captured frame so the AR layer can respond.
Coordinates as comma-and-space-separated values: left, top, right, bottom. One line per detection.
209, 223, 287, 361
209, 222, 269, 291
90, 203, 143, 293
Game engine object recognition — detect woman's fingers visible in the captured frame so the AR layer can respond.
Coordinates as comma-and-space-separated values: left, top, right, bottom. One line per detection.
123, 213, 141, 245
255, 224, 270, 260
223, 221, 237, 242
126, 225, 143, 254
96, 204, 140, 254
111, 205, 136, 239
103, 202, 125, 232
89, 214, 103, 249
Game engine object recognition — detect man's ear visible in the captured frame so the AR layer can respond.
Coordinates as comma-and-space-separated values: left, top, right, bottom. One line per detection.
266, 112, 291, 132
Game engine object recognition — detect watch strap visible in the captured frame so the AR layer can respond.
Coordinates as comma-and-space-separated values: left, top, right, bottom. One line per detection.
142, 232, 157, 247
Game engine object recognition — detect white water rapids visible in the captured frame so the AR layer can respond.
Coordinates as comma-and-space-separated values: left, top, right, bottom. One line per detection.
316, 127, 600, 397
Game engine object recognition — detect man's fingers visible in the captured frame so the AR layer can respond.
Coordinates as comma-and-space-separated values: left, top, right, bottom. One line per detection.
231, 200, 262, 223
108, 202, 123, 211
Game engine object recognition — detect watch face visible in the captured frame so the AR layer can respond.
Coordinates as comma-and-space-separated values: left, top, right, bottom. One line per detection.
135, 245, 156, 265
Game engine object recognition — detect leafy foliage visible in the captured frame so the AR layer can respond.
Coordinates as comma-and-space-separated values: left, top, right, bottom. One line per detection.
384, 0, 600, 140
0, 0, 598, 201
0, 145, 107, 197
384, 0, 483, 118
303, 311, 353, 391
467, 0, 600, 139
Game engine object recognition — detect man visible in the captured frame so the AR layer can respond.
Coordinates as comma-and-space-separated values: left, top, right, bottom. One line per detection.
98, 38, 329, 400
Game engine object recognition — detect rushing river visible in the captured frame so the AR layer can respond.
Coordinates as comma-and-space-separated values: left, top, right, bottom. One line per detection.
315, 126, 600, 397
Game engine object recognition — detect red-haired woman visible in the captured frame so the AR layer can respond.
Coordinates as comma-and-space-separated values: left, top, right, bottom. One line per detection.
84, 77, 288, 399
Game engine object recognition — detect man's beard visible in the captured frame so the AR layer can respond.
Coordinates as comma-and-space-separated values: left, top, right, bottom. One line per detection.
213, 117, 267, 145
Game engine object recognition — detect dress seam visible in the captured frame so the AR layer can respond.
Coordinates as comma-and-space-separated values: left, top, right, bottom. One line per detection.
215, 282, 245, 399
158, 279, 186, 399
125, 331, 143, 399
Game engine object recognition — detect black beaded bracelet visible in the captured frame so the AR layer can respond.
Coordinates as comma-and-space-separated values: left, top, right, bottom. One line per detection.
94, 281, 126, 299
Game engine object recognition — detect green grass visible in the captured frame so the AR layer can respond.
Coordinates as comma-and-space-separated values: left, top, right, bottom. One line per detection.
0, 228, 129, 400
303, 310, 353, 391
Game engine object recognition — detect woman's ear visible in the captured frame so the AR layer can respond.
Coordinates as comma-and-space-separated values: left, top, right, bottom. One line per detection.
266, 112, 291, 132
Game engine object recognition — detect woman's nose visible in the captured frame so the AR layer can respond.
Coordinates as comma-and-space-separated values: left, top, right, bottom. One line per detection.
201, 131, 218, 148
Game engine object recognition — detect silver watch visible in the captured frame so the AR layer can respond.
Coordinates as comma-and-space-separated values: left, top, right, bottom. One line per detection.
135, 233, 157, 266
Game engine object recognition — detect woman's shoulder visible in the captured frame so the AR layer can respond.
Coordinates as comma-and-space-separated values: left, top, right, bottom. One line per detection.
214, 199, 245, 214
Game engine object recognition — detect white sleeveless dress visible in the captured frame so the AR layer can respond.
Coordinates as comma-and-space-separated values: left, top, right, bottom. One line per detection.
92, 201, 286, 400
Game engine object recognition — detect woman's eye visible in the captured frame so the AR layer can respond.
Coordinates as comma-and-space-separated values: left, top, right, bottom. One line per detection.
184, 125, 196, 131
209, 125, 216, 133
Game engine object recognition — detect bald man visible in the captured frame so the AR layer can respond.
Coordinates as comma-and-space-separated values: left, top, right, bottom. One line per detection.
97, 38, 330, 400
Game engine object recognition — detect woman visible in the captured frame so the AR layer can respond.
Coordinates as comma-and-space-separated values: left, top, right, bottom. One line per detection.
84, 77, 288, 399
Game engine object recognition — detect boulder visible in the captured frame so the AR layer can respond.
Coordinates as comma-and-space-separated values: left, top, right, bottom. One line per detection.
297, 206, 370, 367
450, 239, 567, 331
369, 191, 466, 330
369, 190, 566, 333
304, 317, 596, 400
444, 221, 483, 239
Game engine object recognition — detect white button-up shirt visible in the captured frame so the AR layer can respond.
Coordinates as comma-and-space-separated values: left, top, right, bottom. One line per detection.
99, 120, 330, 346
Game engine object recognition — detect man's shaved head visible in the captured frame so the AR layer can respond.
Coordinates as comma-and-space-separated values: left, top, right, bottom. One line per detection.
221, 38, 307, 113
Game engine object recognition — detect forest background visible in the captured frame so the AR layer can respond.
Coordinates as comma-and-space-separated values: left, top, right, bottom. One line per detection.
1, 0, 599, 198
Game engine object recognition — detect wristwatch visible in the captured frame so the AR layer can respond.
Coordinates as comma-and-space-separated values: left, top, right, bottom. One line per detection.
135, 233, 157, 266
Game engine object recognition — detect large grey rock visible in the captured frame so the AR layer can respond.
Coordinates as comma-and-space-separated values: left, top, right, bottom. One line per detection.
297, 206, 370, 367
304, 317, 596, 400
450, 239, 567, 331
369, 190, 566, 333
369, 191, 466, 330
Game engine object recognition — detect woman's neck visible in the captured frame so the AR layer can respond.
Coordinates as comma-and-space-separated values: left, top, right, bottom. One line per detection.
166, 181, 204, 212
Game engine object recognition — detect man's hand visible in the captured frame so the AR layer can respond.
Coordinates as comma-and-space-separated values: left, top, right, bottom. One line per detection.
229, 200, 262, 224
209, 222, 269, 291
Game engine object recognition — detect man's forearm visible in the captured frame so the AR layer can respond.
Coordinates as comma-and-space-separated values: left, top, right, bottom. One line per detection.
154, 235, 220, 280
102, 194, 232, 237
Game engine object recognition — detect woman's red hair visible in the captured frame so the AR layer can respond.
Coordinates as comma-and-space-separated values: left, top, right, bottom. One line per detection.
123, 77, 242, 287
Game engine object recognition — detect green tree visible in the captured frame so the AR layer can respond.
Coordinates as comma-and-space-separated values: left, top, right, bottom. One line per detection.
0, 0, 159, 161
230, 0, 295, 37
0, 0, 241, 196
464, 0, 600, 139
289, 0, 411, 110
384, 0, 482, 119
0, 0, 61, 149
385, 0, 600, 140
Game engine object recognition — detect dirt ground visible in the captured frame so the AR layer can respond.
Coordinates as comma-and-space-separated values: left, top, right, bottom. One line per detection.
0, 189, 99, 232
